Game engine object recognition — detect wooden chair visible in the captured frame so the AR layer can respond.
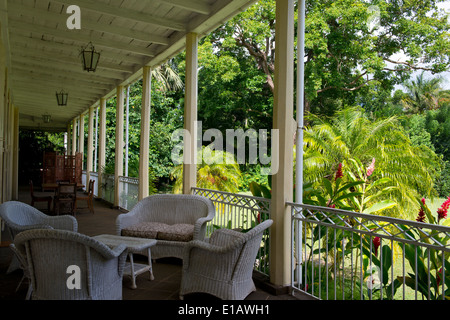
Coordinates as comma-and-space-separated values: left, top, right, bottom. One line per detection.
75, 179, 95, 214
29, 180, 52, 213
53, 183, 77, 216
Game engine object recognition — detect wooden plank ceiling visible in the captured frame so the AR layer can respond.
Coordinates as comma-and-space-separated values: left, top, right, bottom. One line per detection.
0, 0, 257, 131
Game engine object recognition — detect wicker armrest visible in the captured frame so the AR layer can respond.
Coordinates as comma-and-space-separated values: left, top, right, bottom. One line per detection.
46, 215, 78, 232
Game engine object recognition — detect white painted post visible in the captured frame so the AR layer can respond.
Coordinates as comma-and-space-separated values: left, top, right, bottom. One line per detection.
183, 32, 198, 195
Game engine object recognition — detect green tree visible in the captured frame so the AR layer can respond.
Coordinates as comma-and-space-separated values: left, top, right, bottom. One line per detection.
171, 146, 242, 194
401, 72, 450, 113
303, 106, 441, 219
211, 0, 449, 115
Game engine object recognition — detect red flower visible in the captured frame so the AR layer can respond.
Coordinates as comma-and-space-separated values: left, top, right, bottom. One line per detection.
335, 163, 343, 181
373, 237, 381, 256
437, 268, 444, 287
366, 158, 376, 177
417, 198, 426, 223
437, 197, 450, 222
326, 199, 335, 208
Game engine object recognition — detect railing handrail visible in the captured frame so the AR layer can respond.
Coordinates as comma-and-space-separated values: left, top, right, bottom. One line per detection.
193, 187, 271, 203
289, 202, 450, 252
288, 202, 450, 233
118, 176, 139, 184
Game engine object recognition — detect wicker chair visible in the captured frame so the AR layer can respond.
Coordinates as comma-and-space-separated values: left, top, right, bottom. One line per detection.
13, 229, 128, 300
0, 201, 78, 273
179, 219, 273, 300
9, 243, 32, 300
116, 194, 215, 260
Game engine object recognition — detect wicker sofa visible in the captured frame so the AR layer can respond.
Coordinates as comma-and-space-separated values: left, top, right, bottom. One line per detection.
116, 194, 215, 260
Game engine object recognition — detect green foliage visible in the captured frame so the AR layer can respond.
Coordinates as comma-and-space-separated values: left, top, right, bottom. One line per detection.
170, 146, 242, 194
397, 222, 450, 300
214, 0, 450, 115
401, 72, 450, 113
303, 106, 441, 219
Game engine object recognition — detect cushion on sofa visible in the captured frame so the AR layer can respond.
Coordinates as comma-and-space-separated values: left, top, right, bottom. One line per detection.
157, 224, 194, 242
121, 222, 194, 242
121, 222, 169, 238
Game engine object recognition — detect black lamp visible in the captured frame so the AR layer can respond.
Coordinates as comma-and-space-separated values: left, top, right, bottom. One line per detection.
56, 89, 68, 106
80, 42, 100, 72
42, 114, 51, 123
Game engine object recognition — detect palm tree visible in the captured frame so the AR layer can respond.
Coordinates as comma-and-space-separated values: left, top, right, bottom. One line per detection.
152, 61, 184, 92
171, 146, 242, 194
402, 72, 450, 113
303, 106, 441, 220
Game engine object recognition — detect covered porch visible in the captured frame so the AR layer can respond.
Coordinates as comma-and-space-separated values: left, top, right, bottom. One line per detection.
1, 0, 449, 302
0, 0, 298, 291
0, 186, 304, 301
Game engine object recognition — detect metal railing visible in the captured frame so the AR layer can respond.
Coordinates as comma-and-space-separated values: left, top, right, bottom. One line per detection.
101, 174, 115, 205
289, 202, 450, 300
118, 176, 139, 211
192, 187, 271, 276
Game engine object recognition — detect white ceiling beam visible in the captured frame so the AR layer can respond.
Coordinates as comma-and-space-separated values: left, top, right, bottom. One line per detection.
13, 91, 101, 105
8, 19, 156, 57
11, 56, 126, 82
12, 50, 134, 74
11, 79, 107, 96
7, 2, 170, 45
9, 34, 146, 65
11, 58, 124, 83
52, 0, 186, 31
157, 0, 211, 15
12, 70, 113, 90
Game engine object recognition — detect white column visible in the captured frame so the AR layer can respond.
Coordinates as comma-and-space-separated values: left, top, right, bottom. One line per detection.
12, 106, 19, 200
98, 98, 106, 199
183, 32, 198, 195
86, 106, 95, 186
72, 118, 77, 155
139, 66, 152, 200
67, 122, 72, 155
79, 114, 85, 168
270, 0, 295, 287
114, 86, 124, 207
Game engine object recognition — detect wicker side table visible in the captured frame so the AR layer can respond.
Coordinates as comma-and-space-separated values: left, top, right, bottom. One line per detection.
93, 234, 157, 289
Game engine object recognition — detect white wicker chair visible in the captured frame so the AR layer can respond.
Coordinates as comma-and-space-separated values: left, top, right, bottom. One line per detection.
0, 201, 78, 273
116, 194, 215, 260
179, 219, 273, 300
14, 229, 127, 300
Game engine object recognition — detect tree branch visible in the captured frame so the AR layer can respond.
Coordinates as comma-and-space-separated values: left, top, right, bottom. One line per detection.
383, 57, 434, 72
317, 78, 379, 93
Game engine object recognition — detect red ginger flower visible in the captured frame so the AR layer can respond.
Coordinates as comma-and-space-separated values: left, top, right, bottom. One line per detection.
416, 198, 426, 223
366, 158, 376, 177
437, 197, 450, 222
373, 237, 381, 256
437, 268, 443, 287
335, 163, 343, 181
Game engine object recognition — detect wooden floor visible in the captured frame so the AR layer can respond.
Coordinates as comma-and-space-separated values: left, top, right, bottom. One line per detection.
0, 186, 310, 302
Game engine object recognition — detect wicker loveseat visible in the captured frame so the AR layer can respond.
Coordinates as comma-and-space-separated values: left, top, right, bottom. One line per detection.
116, 194, 215, 260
